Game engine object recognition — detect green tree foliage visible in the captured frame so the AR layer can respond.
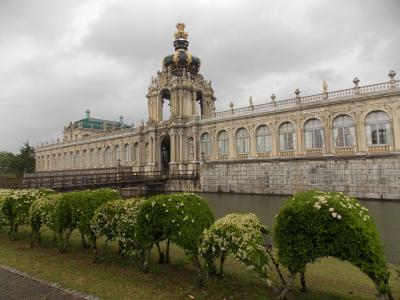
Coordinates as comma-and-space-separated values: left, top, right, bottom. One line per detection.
56, 188, 121, 253
0, 152, 17, 175
274, 190, 393, 300
14, 142, 36, 175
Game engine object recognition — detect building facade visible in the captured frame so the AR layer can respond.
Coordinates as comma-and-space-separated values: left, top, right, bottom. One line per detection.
34, 24, 400, 199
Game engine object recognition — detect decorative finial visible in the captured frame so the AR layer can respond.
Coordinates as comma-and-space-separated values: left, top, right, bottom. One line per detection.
175, 23, 188, 39
353, 77, 360, 86
229, 101, 234, 109
119, 114, 123, 123
295, 88, 300, 97
86, 109, 90, 119
322, 80, 328, 94
271, 93, 276, 102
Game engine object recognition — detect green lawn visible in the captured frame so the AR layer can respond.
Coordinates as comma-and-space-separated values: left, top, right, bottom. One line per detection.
0, 226, 398, 300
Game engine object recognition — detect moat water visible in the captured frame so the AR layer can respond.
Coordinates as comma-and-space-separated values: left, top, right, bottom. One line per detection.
200, 193, 400, 265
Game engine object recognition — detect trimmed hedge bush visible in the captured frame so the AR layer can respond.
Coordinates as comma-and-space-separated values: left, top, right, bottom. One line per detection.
0, 189, 55, 239
200, 213, 271, 285
135, 193, 214, 282
274, 190, 393, 299
0, 189, 8, 228
91, 197, 144, 255
57, 188, 121, 253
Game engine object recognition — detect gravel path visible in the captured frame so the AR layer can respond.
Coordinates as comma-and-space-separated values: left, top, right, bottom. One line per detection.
0, 266, 98, 300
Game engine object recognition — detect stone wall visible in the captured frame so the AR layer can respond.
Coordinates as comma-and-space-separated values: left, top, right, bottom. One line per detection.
199, 154, 400, 200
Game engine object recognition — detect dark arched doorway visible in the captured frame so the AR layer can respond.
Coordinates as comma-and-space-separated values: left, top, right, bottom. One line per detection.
160, 136, 171, 174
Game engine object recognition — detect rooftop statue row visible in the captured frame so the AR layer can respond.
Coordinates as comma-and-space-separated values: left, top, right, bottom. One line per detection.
213, 70, 398, 120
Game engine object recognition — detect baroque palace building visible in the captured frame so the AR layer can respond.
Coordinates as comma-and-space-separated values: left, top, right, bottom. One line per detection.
34, 23, 400, 199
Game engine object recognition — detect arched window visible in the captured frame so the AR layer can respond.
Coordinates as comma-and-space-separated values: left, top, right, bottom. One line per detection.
97, 148, 103, 165
304, 118, 324, 149
105, 147, 112, 165
218, 130, 229, 156
365, 111, 391, 145
279, 122, 296, 151
256, 125, 272, 153
114, 145, 120, 164
53, 154, 57, 170
132, 142, 138, 163
333, 115, 355, 147
200, 133, 212, 158
236, 128, 250, 154
75, 151, 80, 168
57, 153, 62, 169
123, 144, 130, 163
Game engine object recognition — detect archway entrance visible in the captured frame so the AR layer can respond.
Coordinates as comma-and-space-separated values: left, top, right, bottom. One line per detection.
160, 136, 171, 174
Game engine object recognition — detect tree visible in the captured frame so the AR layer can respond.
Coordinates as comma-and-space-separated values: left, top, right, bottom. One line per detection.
14, 142, 36, 175
0, 151, 17, 175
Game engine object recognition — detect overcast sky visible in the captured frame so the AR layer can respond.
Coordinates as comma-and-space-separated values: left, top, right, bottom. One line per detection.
1, 0, 399, 153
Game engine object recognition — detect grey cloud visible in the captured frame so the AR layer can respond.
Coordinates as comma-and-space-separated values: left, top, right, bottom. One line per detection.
0, 0, 399, 152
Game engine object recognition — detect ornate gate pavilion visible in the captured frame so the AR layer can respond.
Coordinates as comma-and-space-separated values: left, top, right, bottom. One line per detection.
33, 23, 400, 199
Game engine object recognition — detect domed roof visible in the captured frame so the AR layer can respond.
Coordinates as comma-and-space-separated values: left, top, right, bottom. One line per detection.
163, 23, 201, 76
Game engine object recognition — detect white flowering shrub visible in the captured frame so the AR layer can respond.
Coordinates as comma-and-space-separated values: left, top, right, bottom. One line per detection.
29, 193, 61, 246
135, 193, 214, 283
0, 189, 9, 228
274, 190, 393, 299
90, 198, 144, 255
114, 198, 145, 256
1, 188, 55, 240
200, 213, 271, 285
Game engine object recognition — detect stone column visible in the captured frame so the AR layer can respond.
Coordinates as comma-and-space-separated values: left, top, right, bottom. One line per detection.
213, 130, 218, 160
229, 131, 236, 159
249, 125, 256, 158
296, 122, 304, 156
324, 115, 333, 155
271, 123, 278, 157
170, 129, 176, 163
193, 127, 199, 161
356, 113, 366, 153
179, 129, 184, 162
392, 108, 400, 151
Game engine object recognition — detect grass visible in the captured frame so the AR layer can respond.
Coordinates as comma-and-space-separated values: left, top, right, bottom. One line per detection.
0, 225, 399, 300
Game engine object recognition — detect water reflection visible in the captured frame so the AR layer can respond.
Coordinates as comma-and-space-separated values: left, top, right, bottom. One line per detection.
200, 193, 400, 264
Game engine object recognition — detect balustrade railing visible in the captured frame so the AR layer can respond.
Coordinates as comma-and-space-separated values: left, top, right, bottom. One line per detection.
22, 170, 199, 190
210, 80, 399, 120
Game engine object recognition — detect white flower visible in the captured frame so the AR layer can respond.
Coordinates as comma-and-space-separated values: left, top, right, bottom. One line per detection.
329, 207, 334, 212
332, 212, 337, 218
337, 214, 342, 220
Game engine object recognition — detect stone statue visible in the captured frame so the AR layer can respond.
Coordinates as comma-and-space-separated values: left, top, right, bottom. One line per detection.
249, 96, 253, 107
323, 81, 328, 94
